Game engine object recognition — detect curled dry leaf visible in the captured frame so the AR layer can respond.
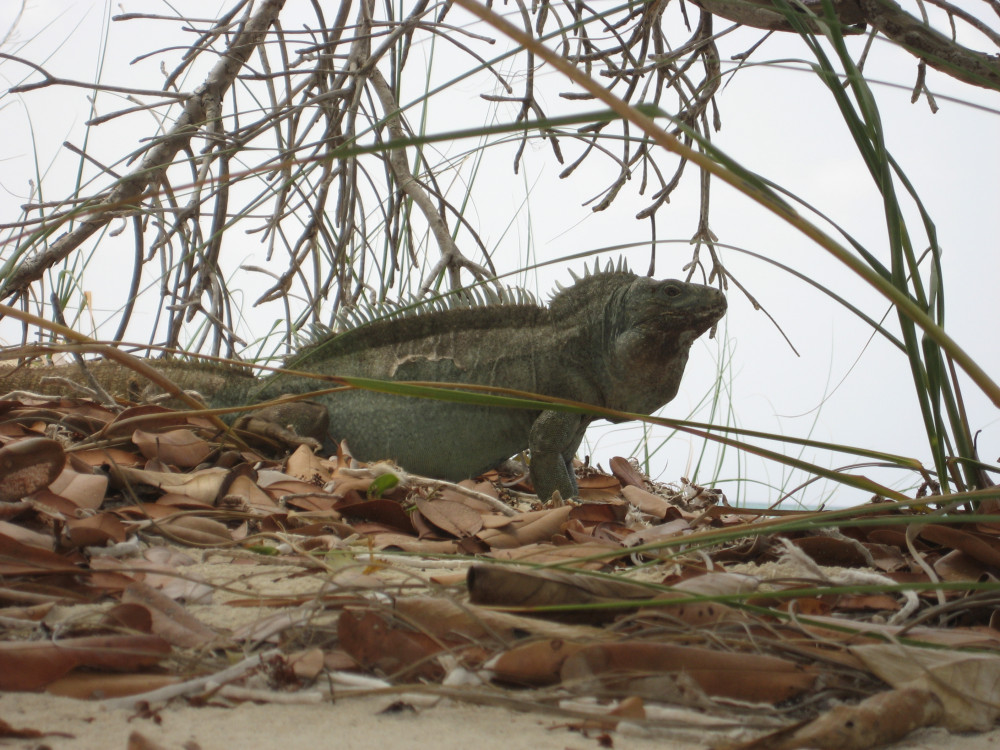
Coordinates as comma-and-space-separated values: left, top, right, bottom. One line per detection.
609, 456, 647, 489
287, 648, 326, 680
47, 464, 109, 511
369, 532, 458, 554
338, 608, 448, 682
851, 642, 1000, 731
621, 516, 691, 546
487, 540, 621, 569
0, 531, 80, 574
339, 498, 415, 535
131, 428, 214, 468
414, 497, 484, 538
62, 513, 129, 549
0, 519, 56, 552
152, 514, 233, 546
920, 524, 1000, 569
0, 634, 171, 691
393, 595, 607, 644
621, 485, 671, 518
488, 639, 590, 686
46, 672, 182, 700
561, 642, 817, 703
105, 404, 191, 438
756, 688, 944, 750
468, 564, 658, 623
0, 437, 64, 502
73, 447, 145, 469
284, 443, 337, 483
477, 505, 573, 549
101, 603, 155, 633
111, 465, 227, 503
121, 582, 223, 649
219, 472, 280, 513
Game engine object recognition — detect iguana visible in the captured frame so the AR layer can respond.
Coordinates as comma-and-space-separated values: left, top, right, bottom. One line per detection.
0, 265, 726, 501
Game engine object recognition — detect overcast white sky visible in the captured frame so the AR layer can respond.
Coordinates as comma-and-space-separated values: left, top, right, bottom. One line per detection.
1, 1, 998, 508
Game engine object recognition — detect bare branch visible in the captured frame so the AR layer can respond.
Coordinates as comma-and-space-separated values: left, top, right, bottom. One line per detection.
0, 0, 287, 299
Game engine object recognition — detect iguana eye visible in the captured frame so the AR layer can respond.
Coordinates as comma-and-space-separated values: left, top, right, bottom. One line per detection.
664, 284, 682, 297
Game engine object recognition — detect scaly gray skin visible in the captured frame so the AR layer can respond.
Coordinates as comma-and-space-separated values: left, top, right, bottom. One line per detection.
232, 269, 727, 500
0, 270, 726, 501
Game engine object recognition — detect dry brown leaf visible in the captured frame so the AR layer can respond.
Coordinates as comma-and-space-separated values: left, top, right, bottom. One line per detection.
414, 497, 483, 538
792, 535, 873, 568
476, 505, 573, 548
219, 472, 279, 513
801, 614, 1000, 649
46, 672, 182, 700
369, 533, 458, 554
338, 498, 415, 534
561, 642, 817, 703
621, 485, 671, 518
609, 456, 647, 489
62, 513, 128, 548
488, 639, 590, 685
0, 601, 54, 622
851, 642, 1000, 731
934, 549, 991, 581
287, 648, 326, 680
487, 540, 621, 569
121, 582, 224, 649
576, 472, 621, 502
131, 428, 214, 468
920, 524, 1000, 569
0, 437, 64, 502
0, 519, 56, 551
394, 596, 607, 644
152, 492, 215, 509
0, 531, 81, 574
278, 492, 338, 512
126, 730, 173, 750
621, 517, 691, 547
73, 447, 145, 469
101, 603, 155, 633
29, 488, 89, 517
750, 688, 943, 750
284, 444, 338, 483
48, 464, 109, 510
338, 608, 448, 682
468, 565, 658, 623
153, 514, 233, 546
0, 634, 170, 691
113, 465, 227, 503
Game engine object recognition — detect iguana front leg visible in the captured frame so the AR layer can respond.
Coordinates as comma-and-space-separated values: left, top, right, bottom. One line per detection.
233, 399, 330, 452
528, 410, 589, 501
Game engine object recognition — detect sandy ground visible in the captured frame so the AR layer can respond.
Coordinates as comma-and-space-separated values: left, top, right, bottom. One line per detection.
4, 553, 1000, 749
4, 690, 999, 750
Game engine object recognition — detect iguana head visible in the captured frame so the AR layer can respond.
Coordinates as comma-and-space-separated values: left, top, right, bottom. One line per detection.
568, 271, 727, 415
623, 275, 727, 343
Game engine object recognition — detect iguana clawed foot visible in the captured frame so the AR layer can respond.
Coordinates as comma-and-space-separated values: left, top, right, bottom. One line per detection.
232, 399, 329, 453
